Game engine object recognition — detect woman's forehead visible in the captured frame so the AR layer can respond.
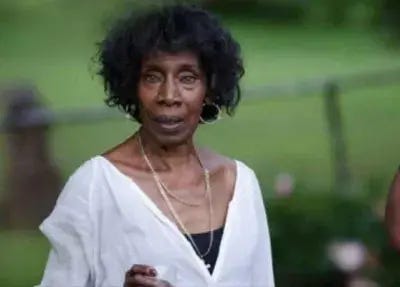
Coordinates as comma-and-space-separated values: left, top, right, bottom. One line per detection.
142, 51, 201, 69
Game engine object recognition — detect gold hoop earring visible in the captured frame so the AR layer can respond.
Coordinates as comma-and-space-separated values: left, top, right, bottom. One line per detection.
200, 103, 222, 124
125, 104, 136, 120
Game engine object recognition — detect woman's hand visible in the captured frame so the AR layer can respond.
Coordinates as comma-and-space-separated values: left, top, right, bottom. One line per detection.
124, 264, 174, 287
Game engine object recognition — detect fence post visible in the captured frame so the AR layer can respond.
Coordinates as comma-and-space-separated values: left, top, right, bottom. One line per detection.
1, 86, 62, 229
323, 82, 351, 193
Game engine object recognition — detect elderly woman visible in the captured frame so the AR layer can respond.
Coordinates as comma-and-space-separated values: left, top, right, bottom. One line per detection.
38, 5, 274, 287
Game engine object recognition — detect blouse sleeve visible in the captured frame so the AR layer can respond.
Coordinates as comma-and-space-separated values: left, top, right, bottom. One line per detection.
250, 171, 275, 287
37, 160, 95, 287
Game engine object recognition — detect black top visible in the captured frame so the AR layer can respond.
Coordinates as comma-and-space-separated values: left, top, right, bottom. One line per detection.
185, 226, 224, 274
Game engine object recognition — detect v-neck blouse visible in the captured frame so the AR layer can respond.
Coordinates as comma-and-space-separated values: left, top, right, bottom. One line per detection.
37, 156, 275, 287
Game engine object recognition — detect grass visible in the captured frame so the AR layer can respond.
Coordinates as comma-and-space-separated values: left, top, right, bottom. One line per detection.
0, 231, 49, 287
1, 2, 400, 286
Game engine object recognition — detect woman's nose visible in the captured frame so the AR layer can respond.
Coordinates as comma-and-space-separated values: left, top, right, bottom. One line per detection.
158, 77, 181, 106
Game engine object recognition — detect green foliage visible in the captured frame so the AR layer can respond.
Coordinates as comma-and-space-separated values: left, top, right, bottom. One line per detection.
205, 0, 305, 23
268, 191, 400, 286
305, 0, 379, 26
205, 0, 400, 38
379, 0, 400, 44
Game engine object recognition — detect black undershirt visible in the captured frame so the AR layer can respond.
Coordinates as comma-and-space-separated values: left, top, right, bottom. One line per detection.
185, 226, 224, 274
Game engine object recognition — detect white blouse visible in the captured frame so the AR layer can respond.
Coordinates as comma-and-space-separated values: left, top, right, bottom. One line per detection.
37, 156, 275, 287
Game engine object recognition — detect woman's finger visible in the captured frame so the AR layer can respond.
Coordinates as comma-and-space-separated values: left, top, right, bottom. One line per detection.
123, 274, 146, 287
133, 274, 158, 286
126, 264, 157, 277
126, 274, 173, 287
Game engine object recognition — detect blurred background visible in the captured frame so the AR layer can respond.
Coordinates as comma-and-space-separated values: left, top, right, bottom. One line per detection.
1, 0, 400, 286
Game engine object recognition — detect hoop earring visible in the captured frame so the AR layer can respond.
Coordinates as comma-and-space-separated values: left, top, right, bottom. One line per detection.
200, 102, 222, 124
125, 104, 136, 120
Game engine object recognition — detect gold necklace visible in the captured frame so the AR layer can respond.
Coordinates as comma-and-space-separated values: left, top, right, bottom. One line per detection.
138, 136, 207, 207
137, 134, 214, 263
159, 181, 207, 207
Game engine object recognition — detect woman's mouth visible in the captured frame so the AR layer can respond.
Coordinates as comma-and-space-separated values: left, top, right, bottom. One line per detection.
152, 115, 184, 131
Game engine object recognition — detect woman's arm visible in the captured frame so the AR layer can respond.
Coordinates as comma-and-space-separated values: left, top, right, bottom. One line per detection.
385, 169, 400, 252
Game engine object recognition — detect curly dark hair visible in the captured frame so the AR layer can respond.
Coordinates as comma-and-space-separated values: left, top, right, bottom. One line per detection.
97, 4, 244, 122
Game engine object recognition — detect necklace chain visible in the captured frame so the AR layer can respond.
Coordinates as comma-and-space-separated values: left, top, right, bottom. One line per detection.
137, 134, 214, 260
159, 180, 206, 207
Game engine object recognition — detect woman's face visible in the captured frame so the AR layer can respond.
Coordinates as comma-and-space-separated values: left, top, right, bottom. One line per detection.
137, 51, 207, 146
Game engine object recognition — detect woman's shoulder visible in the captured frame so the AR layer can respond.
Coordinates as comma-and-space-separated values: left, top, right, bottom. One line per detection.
65, 156, 103, 184
56, 156, 106, 204
199, 148, 235, 175
199, 148, 257, 183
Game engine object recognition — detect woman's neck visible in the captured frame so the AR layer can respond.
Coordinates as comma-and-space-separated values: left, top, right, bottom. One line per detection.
136, 129, 202, 173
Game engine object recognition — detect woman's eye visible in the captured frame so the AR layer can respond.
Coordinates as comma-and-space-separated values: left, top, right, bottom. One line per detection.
180, 75, 197, 84
143, 74, 161, 83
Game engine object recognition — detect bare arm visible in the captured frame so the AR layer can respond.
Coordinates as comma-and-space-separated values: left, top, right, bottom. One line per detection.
385, 170, 400, 251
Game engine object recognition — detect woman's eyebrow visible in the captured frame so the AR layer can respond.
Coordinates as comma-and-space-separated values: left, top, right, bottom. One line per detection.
178, 64, 202, 73
141, 64, 163, 72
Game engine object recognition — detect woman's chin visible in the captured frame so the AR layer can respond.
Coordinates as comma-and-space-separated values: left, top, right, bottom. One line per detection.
144, 128, 193, 147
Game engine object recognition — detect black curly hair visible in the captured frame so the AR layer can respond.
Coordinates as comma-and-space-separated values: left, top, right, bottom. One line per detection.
97, 4, 244, 122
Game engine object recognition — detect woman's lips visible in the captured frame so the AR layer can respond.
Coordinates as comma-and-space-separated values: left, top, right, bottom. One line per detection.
152, 115, 184, 131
